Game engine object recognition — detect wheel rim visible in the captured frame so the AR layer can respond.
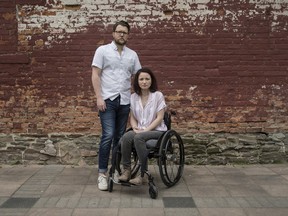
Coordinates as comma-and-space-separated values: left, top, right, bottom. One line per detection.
159, 130, 185, 187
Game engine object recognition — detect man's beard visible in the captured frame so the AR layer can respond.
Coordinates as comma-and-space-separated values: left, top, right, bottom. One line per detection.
115, 39, 127, 46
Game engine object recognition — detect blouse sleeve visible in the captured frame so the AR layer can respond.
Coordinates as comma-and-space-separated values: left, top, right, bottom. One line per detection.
156, 91, 166, 113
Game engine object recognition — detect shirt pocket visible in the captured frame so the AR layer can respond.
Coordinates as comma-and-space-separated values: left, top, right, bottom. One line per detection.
103, 53, 120, 71
121, 56, 134, 74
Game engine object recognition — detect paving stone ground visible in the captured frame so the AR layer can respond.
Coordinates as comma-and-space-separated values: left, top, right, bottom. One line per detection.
0, 164, 288, 216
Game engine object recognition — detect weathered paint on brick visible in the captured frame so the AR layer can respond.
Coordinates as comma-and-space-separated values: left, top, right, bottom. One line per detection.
0, 0, 288, 137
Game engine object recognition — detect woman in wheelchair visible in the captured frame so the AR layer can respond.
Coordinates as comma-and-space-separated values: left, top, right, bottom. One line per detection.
117, 67, 167, 185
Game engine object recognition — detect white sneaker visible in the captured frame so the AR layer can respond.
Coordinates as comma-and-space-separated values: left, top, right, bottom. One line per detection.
98, 175, 108, 191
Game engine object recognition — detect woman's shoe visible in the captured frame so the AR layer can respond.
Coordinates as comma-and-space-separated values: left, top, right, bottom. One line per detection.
129, 175, 143, 186
118, 168, 131, 182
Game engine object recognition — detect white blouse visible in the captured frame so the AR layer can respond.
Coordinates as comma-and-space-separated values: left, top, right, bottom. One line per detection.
130, 91, 167, 131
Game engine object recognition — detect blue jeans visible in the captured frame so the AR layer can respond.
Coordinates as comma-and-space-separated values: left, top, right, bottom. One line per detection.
98, 96, 130, 173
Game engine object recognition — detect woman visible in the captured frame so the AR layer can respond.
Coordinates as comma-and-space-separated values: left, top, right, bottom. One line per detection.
118, 68, 167, 185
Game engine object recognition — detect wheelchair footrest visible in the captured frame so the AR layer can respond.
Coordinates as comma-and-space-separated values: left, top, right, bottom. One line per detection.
120, 181, 133, 187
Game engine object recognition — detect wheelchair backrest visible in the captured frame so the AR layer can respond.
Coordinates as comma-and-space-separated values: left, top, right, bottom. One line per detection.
164, 111, 171, 130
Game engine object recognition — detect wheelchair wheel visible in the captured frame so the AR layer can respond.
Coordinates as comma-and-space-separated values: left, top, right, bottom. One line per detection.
108, 176, 113, 192
158, 130, 185, 187
149, 184, 158, 199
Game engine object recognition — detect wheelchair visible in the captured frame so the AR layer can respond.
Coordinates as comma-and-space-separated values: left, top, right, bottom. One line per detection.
107, 111, 185, 199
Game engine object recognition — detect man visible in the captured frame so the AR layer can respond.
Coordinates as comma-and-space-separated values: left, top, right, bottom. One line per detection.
91, 20, 141, 191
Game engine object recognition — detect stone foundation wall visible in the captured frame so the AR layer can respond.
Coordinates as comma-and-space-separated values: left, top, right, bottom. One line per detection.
1, 133, 287, 165
185, 132, 288, 165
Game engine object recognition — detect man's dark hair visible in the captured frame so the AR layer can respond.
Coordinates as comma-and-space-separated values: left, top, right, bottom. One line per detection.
113, 20, 130, 33
133, 68, 158, 95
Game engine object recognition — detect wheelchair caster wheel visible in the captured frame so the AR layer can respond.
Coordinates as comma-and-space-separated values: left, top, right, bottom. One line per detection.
149, 185, 158, 199
108, 177, 113, 192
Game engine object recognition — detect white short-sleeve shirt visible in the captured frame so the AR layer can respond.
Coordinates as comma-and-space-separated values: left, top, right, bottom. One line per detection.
130, 91, 167, 131
91, 41, 141, 105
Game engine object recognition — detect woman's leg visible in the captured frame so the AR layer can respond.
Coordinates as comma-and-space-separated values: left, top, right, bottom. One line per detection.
129, 131, 164, 185
133, 131, 164, 167
118, 130, 135, 181
120, 130, 135, 168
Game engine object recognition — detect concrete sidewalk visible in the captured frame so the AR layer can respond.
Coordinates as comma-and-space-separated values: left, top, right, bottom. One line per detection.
0, 164, 288, 216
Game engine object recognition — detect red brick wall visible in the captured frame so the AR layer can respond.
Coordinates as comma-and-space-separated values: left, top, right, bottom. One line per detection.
1, 0, 288, 135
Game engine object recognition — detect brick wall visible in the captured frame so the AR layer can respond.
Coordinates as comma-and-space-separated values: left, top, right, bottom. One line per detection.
0, 0, 288, 165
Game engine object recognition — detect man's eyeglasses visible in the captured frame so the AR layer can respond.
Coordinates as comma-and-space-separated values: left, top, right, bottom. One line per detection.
114, 31, 128, 35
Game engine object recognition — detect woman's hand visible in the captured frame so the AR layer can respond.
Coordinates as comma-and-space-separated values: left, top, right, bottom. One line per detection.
133, 127, 145, 133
